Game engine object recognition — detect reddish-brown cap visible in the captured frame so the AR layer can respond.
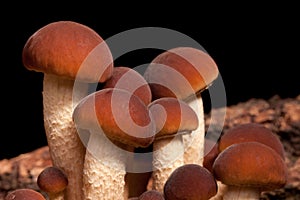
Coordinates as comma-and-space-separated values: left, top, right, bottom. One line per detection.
203, 138, 219, 173
164, 164, 218, 200
22, 21, 113, 82
37, 166, 68, 194
73, 88, 155, 147
148, 97, 198, 139
138, 190, 165, 200
5, 189, 46, 200
103, 66, 152, 105
144, 47, 219, 100
213, 142, 288, 190
218, 123, 285, 158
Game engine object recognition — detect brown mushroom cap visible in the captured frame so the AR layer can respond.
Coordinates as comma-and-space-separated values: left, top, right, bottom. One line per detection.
22, 20, 113, 82
103, 66, 152, 105
138, 190, 165, 200
164, 164, 218, 200
5, 189, 46, 200
148, 97, 198, 139
218, 123, 285, 158
73, 88, 155, 147
144, 47, 219, 100
213, 142, 288, 190
37, 166, 68, 194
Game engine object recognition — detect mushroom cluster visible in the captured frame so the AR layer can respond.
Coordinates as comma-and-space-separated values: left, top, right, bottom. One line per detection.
20, 20, 288, 200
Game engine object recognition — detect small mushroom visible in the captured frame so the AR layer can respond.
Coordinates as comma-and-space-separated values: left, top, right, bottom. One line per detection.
218, 122, 285, 158
5, 189, 46, 200
203, 138, 219, 173
37, 166, 68, 200
148, 97, 198, 192
22, 20, 113, 200
138, 190, 165, 200
73, 88, 155, 200
144, 47, 219, 165
164, 164, 218, 200
212, 142, 288, 200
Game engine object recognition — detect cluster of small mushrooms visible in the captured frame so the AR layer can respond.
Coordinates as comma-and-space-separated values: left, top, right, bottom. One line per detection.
5, 20, 288, 200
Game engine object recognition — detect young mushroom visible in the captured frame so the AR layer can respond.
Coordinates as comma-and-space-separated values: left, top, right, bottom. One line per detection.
144, 47, 219, 166
212, 142, 288, 200
148, 97, 199, 193
138, 190, 165, 200
103, 66, 153, 198
164, 164, 218, 200
22, 21, 113, 200
72, 88, 156, 200
5, 189, 46, 200
37, 166, 68, 200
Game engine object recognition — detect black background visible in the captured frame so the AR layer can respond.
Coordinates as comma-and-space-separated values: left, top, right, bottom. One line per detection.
1, 3, 299, 159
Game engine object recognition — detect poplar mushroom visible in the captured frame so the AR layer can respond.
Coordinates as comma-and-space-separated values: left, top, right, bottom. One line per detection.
213, 142, 288, 200
22, 20, 113, 200
164, 164, 218, 200
5, 189, 46, 200
72, 88, 156, 200
148, 97, 199, 192
144, 46, 219, 166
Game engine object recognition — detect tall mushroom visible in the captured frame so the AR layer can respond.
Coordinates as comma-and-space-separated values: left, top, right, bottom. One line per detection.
22, 21, 114, 200
144, 46, 219, 166
148, 97, 199, 192
213, 142, 288, 200
72, 88, 155, 200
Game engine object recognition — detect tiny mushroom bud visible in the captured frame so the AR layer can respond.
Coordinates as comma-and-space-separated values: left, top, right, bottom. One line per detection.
138, 190, 165, 200
148, 97, 199, 193
144, 47, 219, 166
164, 164, 218, 200
37, 166, 68, 200
73, 88, 156, 200
5, 189, 46, 200
22, 20, 113, 200
213, 142, 288, 200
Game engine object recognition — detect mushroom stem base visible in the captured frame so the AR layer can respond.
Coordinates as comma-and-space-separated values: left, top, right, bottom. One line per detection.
152, 136, 184, 193
223, 185, 261, 200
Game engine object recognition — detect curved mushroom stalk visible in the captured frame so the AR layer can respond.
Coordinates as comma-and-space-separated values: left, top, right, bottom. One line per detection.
83, 130, 128, 200
43, 74, 88, 200
152, 135, 185, 193
183, 93, 205, 165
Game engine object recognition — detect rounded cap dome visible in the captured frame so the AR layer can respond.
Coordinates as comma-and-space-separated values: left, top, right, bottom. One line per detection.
22, 21, 113, 82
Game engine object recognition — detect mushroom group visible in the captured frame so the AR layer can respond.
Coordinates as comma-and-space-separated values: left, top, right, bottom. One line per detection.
21, 20, 289, 200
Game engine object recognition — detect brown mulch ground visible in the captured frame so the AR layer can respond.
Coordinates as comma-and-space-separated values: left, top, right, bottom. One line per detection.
0, 95, 299, 199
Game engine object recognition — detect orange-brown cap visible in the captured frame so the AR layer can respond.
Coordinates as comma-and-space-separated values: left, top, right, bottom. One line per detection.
37, 166, 68, 194
218, 123, 285, 158
164, 164, 218, 200
103, 66, 152, 105
5, 189, 46, 200
22, 21, 113, 82
138, 190, 165, 200
73, 88, 155, 148
213, 142, 288, 190
144, 47, 219, 100
148, 97, 198, 139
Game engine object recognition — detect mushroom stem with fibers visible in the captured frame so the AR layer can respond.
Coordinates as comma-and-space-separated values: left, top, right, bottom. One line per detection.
152, 135, 184, 193
183, 93, 204, 165
222, 186, 260, 200
43, 74, 88, 200
83, 130, 127, 200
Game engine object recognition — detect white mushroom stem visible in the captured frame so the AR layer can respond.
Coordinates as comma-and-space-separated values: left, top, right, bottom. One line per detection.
43, 74, 88, 200
183, 93, 205, 165
222, 186, 261, 200
83, 129, 127, 200
152, 135, 185, 193
209, 181, 228, 200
